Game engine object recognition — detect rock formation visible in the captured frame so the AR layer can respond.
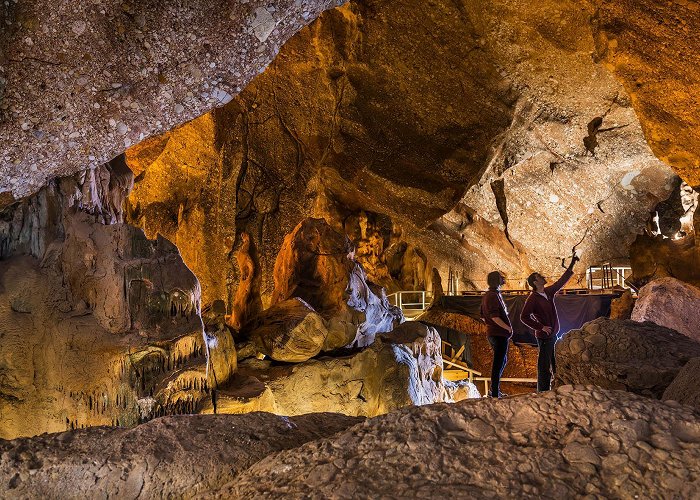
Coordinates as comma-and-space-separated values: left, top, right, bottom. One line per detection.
228, 387, 700, 498
0, 166, 234, 439
631, 278, 700, 343
663, 358, 700, 411
609, 289, 634, 320
246, 297, 328, 362
207, 322, 475, 417
120, 0, 679, 309
556, 318, 700, 398
270, 217, 402, 349
0, 412, 363, 498
0, 0, 346, 200
589, 0, 700, 185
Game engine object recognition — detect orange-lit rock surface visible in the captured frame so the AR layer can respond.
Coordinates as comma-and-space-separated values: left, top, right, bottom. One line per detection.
589, 0, 700, 186
0, 168, 228, 439
202, 322, 477, 417
125, 0, 677, 306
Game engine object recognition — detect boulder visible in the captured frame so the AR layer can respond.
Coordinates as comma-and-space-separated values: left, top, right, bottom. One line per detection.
0, 412, 363, 498
632, 277, 700, 343
663, 358, 700, 410
556, 318, 700, 398
227, 387, 700, 498
204, 322, 477, 417
246, 297, 328, 362
609, 289, 634, 320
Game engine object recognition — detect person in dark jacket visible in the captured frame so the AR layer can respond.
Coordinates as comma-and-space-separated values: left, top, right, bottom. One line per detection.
521, 252, 579, 392
480, 271, 512, 398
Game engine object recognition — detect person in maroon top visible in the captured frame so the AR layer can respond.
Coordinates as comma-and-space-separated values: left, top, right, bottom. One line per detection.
480, 271, 512, 398
521, 252, 579, 392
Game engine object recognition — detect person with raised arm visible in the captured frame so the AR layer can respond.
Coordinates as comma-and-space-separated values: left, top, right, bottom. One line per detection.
521, 251, 579, 392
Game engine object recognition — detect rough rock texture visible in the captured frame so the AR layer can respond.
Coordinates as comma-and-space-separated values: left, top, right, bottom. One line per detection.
228, 387, 700, 498
589, 0, 700, 185
123, 0, 677, 306
556, 318, 700, 398
0, 412, 363, 498
270, 218, 402, 349
205, 322, 477, 417
0, 168, 236, 439
663, 358, 700, 411
0, 0, 345, 199
631, 277, 700, 343
246, 297, 328, 362
609, 289, 634, 320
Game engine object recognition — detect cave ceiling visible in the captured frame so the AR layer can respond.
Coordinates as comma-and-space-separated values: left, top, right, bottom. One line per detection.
126, 0, 679, 303
1, 0, 698, 297
0, 0, 345, 200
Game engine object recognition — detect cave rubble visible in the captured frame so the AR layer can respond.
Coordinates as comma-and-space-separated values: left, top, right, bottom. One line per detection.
0, 412, 363, 498
226, 387, 700, 498
556, 318, 700, 398
631, 277, 700, 343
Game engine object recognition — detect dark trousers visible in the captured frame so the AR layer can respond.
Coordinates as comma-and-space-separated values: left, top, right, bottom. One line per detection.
487, 335, 509, 397
536, 337, 557, 392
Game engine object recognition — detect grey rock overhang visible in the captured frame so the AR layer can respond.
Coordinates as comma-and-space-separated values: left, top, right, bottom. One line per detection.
0, 0, 346, 201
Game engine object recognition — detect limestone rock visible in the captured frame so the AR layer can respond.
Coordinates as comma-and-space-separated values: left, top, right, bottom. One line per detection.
663, 358, 700, 411
590, 0, 700, 185
609, 289, 634, 320
271, 218, 402, 349
206, 323, 475, 417
0, 0, 345, 200
0, 168, 228, 439
556, 318, 700, 398
632, 277, 700, 343
227, 387, 700, 498
0, 412, 363, 498
246, 297, 328, 363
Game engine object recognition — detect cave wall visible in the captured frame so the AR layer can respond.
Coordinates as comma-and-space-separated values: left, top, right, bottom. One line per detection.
589, 0, 700, 187
126, 0, 676, 304
0, 0, 346, 201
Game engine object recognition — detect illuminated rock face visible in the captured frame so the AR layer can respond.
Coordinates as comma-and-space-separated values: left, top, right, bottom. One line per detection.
556, 318, 700, 398
0, 0, 345, 200
0, 412, 364, 498
125, 0, 677, 303
589, 0, 700, 186
631, 278, 700, 344
0, 167, 235, 439
229, 388, 700, 498
270, 218, 402, 349
209, 322, 474, 417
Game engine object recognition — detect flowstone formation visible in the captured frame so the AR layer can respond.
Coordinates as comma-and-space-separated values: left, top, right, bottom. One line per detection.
0, 163, 233, 439
228, 387, 700, 498
0, 0, 346, 200
556, 318, 700, 398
